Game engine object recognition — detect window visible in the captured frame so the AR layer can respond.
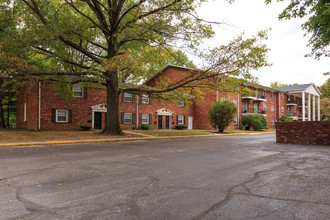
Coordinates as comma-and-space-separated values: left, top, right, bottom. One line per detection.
254, 88, 258, 98
271, 92, 274, 98
178, 101, 184, 107
124, 113, 132, 124
56, 110, 68, 122
281, 106, 284, 112
141, 95, 149, 104
233, 99, 237, 106
73, 85, 83, 97
124, 93, 133, 102
271, 119, 274, 125
271, 105, 274, 112
281, 93, 284, 99
263, 90, 266, 97
233, 117, 237, 125
254, 103, 259, 113
221, 98, 226, 102
243, 102, 249, 112
141, 114, 149, 124
263, 103, 267, 111
177, 116, 184, 124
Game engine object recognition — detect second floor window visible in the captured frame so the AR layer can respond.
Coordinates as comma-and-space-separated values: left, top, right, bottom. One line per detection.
263, 90, 266, 97
141, 95, 149, 104
233, 99, 237, 106
73, 86, 83, 97
178, 101, 184, 107
124, 93, 133, 102
271, 105, 274, 112
263, 103, 267, 111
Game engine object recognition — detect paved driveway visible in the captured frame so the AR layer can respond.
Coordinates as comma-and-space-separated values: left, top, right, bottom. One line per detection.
0, 134, 329, 219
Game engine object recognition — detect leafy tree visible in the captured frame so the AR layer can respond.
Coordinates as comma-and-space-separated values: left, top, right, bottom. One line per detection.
241, 114, 267, 130
266, 0, 330, 59
320, 97, 329, 120
208, 100, 237, 132
4, 0, 270, 135
279, 115, 292, 122
319, 78, 330, 98
270, 81, 298, 88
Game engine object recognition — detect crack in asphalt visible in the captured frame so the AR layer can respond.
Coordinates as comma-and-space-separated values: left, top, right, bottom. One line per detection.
191, 164, 330, 220
126, 170, 159, 218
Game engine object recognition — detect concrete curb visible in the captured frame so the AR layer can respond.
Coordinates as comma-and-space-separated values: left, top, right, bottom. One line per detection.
0, 132, 275, 148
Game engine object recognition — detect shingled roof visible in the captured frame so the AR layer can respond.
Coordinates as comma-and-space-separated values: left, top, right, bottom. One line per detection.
275, 83, 314, 92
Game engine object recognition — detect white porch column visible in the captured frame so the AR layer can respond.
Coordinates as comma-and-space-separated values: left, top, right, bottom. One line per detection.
302, 92, 305, 121
318, 96, 320, 121
308, 93, 311, 121
313, 95, 315, 121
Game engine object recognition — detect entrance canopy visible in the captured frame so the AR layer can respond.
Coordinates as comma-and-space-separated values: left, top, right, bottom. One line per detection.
156, 108, 173, 116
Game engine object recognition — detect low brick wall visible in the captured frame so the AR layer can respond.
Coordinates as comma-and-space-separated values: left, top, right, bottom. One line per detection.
276, 121, 330, 145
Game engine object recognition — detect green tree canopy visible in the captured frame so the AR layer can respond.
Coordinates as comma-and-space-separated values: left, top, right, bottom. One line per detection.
2, 0, 270, 134
266, 0, 330, 59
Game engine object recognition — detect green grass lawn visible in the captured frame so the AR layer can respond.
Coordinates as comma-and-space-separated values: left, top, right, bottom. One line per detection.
131, 128, 275, 136
0, 128, 275, 143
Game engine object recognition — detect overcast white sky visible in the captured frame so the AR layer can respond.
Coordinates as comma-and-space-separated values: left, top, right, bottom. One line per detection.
190, 0, 329, 87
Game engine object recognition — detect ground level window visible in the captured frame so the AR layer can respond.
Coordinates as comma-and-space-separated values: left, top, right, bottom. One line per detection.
233, 117, 237, 125
271, 119, 274, 125
177, 116, 184, 124
56, 110, 68, 122
141, 114, 149, 124
124, 113, 132, 124
221, 98, 226, 102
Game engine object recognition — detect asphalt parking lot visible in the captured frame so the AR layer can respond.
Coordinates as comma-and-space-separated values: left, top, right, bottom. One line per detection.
0, 134, 329, 219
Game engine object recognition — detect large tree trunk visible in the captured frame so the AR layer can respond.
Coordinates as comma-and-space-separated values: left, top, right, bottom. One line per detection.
102, 71, 123, 135
0, 97, 6, 129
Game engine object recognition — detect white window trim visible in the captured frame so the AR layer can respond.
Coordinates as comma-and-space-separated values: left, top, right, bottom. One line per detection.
124, 93, 133, 102
178, 116, 184, 125
233, 117, 237, 125
141, 114, 149, 124
124, 113, 132, 124
271, 92, 274, 98
233, 99, 237, 106
281, 93, 284, 99
178, 101, 184, 107
271, 105, 274, 112
263, 103, 267, 111
221, 98, 226, 102
271, 119, 274, 125
141, 95, 149, 104
56, 110, 68, 123
73, 85, 84, 98
281, 106, 284, 112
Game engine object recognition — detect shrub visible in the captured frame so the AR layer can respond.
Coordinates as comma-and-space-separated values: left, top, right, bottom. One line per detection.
208, 101, 237, 132
279, 115, 292, 122
241, 114, 267, 131
175, 125, 187, 130
138, 124, 151, 130
80, 125, 92, 131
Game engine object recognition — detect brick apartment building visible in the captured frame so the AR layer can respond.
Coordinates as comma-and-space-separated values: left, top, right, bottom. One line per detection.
16, 65, 322, 131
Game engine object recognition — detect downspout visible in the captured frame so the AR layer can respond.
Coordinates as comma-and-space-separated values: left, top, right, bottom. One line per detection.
38, 81, 41, 130
237, 90, 240, 129
136, 95, 139, 128
216, 78, 219, 102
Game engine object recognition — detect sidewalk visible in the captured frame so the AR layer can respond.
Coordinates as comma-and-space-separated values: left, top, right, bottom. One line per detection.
0, 131, 274, 148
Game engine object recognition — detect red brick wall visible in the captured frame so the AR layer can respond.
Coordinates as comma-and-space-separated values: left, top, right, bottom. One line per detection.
16, 82, 39, 130
276, 121, 330, 145
40, 82, 107, 130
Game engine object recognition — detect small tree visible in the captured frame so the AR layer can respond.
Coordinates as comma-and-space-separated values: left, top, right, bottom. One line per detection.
279, 115, 292, 122
241, 114, 267, 131
208, 101, 237, 133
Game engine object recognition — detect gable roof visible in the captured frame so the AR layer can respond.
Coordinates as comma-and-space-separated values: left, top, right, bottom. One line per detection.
274, 83, 314, 92
144, 64, 196, 85
275, 83, 321, 96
